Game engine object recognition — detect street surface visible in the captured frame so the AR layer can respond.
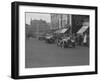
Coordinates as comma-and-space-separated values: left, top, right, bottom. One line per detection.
25, 38, 89, 68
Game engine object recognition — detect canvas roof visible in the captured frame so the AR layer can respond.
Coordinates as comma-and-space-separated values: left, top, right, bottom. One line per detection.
77, 26, 88, 34
55, 28, 68, 34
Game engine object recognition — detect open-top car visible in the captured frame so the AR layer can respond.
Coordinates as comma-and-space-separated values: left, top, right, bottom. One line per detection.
57, 36, 76, 48
45, 34, 56, 43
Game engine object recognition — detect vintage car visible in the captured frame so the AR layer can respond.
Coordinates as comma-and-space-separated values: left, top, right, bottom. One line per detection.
57, 36, 76, 48
45, 34, 56, 43
38, 35, 46, 40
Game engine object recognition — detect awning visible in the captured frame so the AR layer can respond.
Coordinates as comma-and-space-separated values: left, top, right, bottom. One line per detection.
60, 28, 68, 33
54, 30, 61, 33
55, 28, 68, 34
77, 26, 88, 34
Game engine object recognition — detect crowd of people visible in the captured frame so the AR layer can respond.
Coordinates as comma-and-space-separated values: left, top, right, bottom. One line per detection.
44, 32, 89, 48
59, 33, 89, 48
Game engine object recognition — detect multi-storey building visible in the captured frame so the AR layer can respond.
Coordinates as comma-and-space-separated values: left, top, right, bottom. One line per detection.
51, 14, 89, 34
72, 15, 89, 33
51, 13, 72, 30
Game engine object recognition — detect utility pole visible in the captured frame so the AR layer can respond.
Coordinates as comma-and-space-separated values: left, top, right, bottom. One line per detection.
69, 14, 72, 35
67, 14, 72, 35
61, 14, 63, 29
50, 14, 53, 30
36, 22, 39, 39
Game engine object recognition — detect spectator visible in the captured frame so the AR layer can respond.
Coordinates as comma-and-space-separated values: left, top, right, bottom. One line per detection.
79, 35, 83, 46
83, 33, 87, 46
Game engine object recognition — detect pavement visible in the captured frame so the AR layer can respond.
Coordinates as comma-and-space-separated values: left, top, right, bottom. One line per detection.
25, 38, 89, 68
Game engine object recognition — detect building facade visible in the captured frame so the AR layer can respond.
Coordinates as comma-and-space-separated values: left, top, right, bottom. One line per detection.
72, 15, 89, 33
51, 14, 72, 30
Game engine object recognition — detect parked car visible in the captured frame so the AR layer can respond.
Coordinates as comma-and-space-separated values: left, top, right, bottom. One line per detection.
45, 34, 56, 43
38, 35, 46, 40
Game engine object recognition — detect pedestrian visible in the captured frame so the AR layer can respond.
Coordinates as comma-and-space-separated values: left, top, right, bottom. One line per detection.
83, 33, 87, 46
79, 35, 83, 46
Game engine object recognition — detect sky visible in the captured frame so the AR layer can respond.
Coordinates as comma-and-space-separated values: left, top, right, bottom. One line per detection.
25, 12, 51, 25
